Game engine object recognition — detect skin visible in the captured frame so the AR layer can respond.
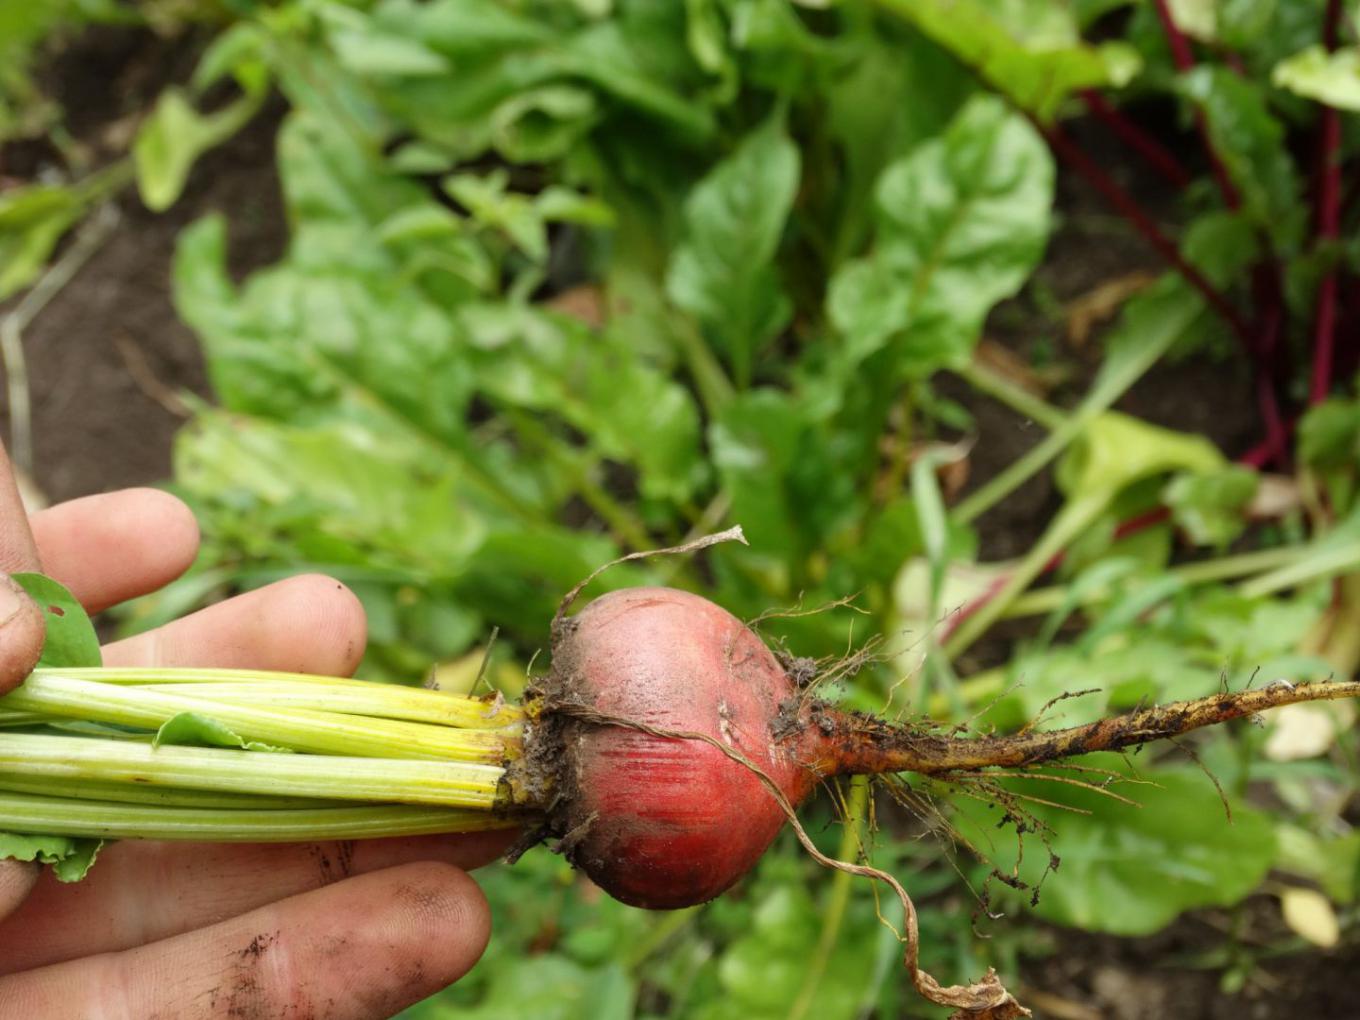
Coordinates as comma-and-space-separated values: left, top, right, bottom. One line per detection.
0, 444, 513, 1018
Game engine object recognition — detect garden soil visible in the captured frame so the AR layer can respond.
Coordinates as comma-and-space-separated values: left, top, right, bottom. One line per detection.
1, 25, 1355, 1020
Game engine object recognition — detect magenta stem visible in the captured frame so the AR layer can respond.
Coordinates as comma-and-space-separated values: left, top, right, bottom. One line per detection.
1079, 90, 1192, 190
1043, 124, 1253, 349
1152, 0, 1242, 211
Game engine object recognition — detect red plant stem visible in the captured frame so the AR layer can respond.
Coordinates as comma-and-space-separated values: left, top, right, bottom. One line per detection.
1079, 90, 1192, 190
1043, 124, 1254, 349
1310, 0, 1345, 405
1152, 0, 1242, 210
1253, 301, 1291, 467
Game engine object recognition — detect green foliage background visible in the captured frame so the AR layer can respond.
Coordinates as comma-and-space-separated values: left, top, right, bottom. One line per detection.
6, 0, 1360, 1015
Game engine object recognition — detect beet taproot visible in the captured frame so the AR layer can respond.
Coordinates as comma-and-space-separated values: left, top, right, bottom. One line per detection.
543, 587, 818, 908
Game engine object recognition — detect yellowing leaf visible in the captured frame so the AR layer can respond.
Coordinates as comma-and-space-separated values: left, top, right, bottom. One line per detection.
1264, 701, 1354, 762
1280, 887, 1340, 948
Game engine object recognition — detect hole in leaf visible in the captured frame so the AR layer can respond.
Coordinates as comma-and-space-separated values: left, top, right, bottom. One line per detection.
48, 605, 65, 617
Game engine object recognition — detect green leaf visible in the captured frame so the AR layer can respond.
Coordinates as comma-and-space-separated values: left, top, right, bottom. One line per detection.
828, 95, 1053, 381
153, 712, 292, 753
445, 170, 549, 261
666, 114, 800, 388
824, 26, 972, 259
1272, 45, 1360, 111
1181, 68, 1301, 237
133, 86, 264, 212
0, 183, 85, 300
1163, 465, 1260, 548
1056, 412, 1226, 501
1298, 396, 1360, 468
953, 765, 1277, 935
879, 0, 1140, 121
12, 573, 101, 668
0, 832, 104, 882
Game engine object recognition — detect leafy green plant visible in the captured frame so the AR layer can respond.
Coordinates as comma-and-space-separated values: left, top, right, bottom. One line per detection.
8, 0, 1360, 1015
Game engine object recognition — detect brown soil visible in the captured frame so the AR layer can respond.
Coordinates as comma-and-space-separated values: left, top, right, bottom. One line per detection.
0, 26, 285, 505
0, 25, 1344, 1020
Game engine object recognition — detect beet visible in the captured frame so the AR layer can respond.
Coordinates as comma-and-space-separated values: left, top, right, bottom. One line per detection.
522, 581, 1360, 922
545, 587, 818, 909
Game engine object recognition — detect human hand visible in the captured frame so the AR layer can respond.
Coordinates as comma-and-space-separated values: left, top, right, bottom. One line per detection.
0, 445, 510, 1018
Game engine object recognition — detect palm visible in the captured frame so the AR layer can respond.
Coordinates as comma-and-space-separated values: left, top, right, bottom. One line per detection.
0, 454, 507, 1018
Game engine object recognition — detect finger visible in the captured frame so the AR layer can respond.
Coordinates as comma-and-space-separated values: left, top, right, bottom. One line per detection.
0, 444, 39, 574
30, 488, 200, 613
0, 859, 37, 923
0, 830, 515, 973
2, 862, 492, 1020
103, 574, 368, 676
0, 574, 44, 695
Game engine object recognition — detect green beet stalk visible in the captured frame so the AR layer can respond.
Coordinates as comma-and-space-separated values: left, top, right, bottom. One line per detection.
0, 667, 532, 843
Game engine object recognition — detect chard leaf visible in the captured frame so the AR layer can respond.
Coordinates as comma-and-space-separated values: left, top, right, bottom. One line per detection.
12, 573, 101, 668
879, 0, 1140, 121
666, 114, 800, 388
1181, 68, 1301, 240
0, 183, 86, 300
1164, 465, 1260, 548
828, 95, 1053, 381
952, 765, 1276, 935
1272, 45, 1360, 111
133, 86, 264, 212
0, 832, 104, 883
153, 713, 292, 754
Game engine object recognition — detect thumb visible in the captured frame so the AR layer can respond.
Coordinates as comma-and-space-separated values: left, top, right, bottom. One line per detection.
0, 574, 43, 696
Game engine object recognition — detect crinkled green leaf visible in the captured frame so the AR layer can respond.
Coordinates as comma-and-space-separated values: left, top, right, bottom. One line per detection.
1164, 465, 1260, 548
825, 25, 972, 255
953, 765, 1276, 935
0, 832, 104, 883
666, 114, 800, 387
153, 712, 292, 753
1272, 45, 1360, 111
880, 0, 1140, 121
13, 572, 101, 668
458, 303, 703, 503
829, 96, 1053, 381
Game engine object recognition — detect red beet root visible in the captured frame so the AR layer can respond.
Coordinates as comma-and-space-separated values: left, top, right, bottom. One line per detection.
546, 587, 819, 909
